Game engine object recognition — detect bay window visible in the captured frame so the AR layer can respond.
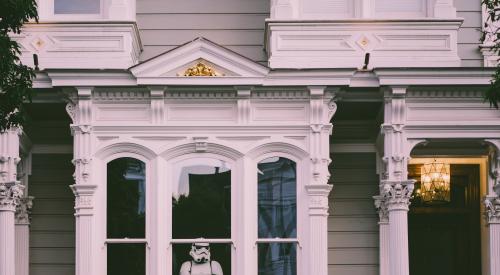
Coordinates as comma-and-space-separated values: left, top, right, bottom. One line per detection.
101, 151, 304, 275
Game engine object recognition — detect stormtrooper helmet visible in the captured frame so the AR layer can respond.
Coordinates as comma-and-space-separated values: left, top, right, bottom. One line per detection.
190, 242, 211, 263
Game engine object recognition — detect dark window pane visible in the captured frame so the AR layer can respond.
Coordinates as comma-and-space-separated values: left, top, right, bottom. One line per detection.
173, 243, 230, 275
258, 243, 297, 275
54, 0, 100, 14
107, 244, 145, 275
172, 158, 231, 239
258, 158, 297, 239
107, 158, 146, 238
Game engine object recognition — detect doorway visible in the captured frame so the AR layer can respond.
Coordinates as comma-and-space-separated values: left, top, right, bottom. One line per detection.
408, 164, 482, 275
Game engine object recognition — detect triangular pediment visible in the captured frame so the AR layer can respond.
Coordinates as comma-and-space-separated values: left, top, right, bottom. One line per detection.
130, 37, 269, 85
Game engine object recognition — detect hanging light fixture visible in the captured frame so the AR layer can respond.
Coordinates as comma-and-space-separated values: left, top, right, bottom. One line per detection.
419, 160, 451, 204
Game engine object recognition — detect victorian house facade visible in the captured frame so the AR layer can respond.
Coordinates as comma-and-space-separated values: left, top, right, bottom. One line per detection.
1, 0, 500, 275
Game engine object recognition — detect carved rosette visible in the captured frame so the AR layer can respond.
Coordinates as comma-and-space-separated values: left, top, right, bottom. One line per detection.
485, 195, 500, 224
71, 185, 97, 216
305, 184, 333, 217
380, 180, 415, 211
373, 195, 389, 224
0, 182, 24, 211
15, 196, 34, 225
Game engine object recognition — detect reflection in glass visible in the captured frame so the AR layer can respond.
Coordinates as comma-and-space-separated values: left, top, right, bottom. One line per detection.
172, 158, 231, 239
107, 244, 145, 275
107, 158, 146, 238
173, 243, 229, 275
258, 157, 297, 239
54, 0, 100, 14
258, 243, 297, 275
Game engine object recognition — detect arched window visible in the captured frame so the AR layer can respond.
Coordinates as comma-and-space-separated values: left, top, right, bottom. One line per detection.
107, 157, 146, 275
171, 158, 232, 275
257, 157, 297, 275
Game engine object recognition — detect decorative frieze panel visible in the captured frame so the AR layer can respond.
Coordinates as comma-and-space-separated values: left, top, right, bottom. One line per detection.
266, 21, 462, 69
13, 23, 141, 69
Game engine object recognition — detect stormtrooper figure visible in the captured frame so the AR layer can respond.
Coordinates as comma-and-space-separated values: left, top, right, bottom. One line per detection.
179, 243, 223, 275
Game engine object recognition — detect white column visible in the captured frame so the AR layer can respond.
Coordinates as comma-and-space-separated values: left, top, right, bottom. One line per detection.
374, 195, 389, 275
485, 195, 500, 275
380, 86, 413, 275
433, 0, 457, 18
485, 140, 500, 275
15, 197, 33, 275
66, 87, 97, 275
306, 86, 337, 275
382, 181, 414, 275
0, 128, 24, 275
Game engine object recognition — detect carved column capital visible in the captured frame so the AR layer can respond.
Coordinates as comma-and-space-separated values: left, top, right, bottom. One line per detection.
71, 185, 97, 216
15, 196, 34, 225
485, 196, 500, 224
0, 182, 24, 211
373, 195, 389, 224
380, 180, 415, 211
305, 184, 333, 217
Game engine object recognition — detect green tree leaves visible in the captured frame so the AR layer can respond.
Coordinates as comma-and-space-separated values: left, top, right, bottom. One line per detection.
0, 0, 38, 131
482, 0, 500, 108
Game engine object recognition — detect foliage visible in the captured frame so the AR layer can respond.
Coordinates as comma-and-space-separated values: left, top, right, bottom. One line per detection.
482, 0, 500, 108
0, 0, 38, 132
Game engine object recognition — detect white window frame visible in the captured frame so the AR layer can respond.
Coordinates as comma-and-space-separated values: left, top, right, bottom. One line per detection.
38, 0, 106, 21
94, 146, 309, 275
289, 0, 436, 19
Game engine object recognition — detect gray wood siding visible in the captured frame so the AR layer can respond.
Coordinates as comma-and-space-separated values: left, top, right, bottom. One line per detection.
456, 0, 484, 67
137, 0, 484, 67
136, 0, 269, 63
328, 153, 379, 275
29, 154, 75, 275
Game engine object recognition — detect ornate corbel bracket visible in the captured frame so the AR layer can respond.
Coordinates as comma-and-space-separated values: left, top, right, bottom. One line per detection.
305, 184, 333, 217
15, 196, 34, 225
485, 195, 500, 224
373, 195, 389, 224
70, 185, 97, 217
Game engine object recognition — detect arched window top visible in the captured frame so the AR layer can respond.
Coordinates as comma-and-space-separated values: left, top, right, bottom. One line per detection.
107, 157, 146, 239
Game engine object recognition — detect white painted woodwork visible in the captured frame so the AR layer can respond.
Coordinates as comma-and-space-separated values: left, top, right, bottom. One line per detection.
0, 129, 24, 275
37, 0, 135, 21
12, 23, 141, 70
0, 211, 16, 275
15, 225, 29, 275
266, 20, 462, 69
15, 197, 33, 275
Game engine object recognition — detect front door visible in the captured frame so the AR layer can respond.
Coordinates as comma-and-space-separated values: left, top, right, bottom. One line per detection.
409, 164, 481, 275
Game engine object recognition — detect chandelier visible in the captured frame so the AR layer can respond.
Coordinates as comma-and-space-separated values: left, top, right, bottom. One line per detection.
419, 160, 451, 204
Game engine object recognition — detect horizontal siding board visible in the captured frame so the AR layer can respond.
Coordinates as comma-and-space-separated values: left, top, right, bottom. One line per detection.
137, 0, 269, 14
30, 153, 75, 275
137, 14, 267, 30
30, 232, 75, 248
328, 264, 378, 275
328, 248, 379, 265
457, 11, 482, 27
31, 248, 75, 264
30, 265, 74, 275
140, 29, 265, 46
331, 199, 378, 216
462, 59, 483, 66
458, 43, 482, 59
140, 45, 267, 62
329, 184, 378, 199
455, 0, 482, 11
329, 232, 378, 248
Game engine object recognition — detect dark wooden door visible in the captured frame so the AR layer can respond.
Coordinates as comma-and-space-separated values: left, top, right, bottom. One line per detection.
408, 164, 481, 275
